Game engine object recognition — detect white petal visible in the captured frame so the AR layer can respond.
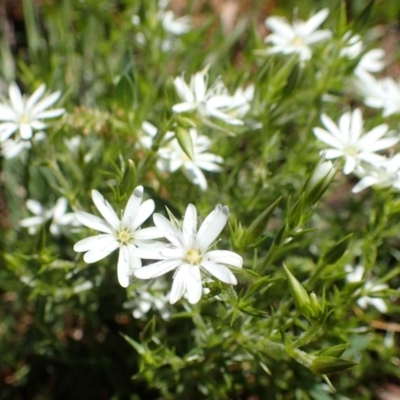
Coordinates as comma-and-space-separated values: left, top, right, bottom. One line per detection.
185, 265, 202, 304
174, 76, 194, 103
122, 186, 143, 227
20, 124, 33, 140
182, 204, 197, 248
153, 213, 184, 248
302, 8, 329, 36
201, 259, 237, 284
134, 227, 163, 240
313, 127, 342, 149
74, 234, 114, 252
134, 246, 182, 260
118, 245, 141, 287
352, 176, 378, 193
358, 124, 388, 147
9, 83, 24, 114
36, 108, 65, 119
52, 197, 68, 219
349, 108, 363, 142
305, 30, 331, 45
193, 72, 207, 102
265, 17, 295, 40
26, 84, 46, 110
182, 163, 208, 191
197, 204, 229, 252
31, 91, 61, 114
339, 111, 351, 142
132, 199, 155, 230
20, 216, 46, 228
82, 237, 120, 263
0, 123, 18, 141
172, 102, 196, 113
205, 250, 243, 268
343, 156, 357, 174
134, 259, 180, 279
26, 199, 43, 215
75, 211, 113, 234
91, 190, 120, 230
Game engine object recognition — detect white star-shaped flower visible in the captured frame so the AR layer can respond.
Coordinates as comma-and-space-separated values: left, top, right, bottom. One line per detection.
356, 72, 400, 117
172, 69, 246, 125
340, 32, 385, 78
313, 108, 398, 174
264, 8, 332, 62
157, 128, 223, 191
0, 83, 64, 143
20, 197, 79, 236
73, 186, 161, 288
346, 265, 388, 313
134, 204, 243, 304
352, 153, 400, 193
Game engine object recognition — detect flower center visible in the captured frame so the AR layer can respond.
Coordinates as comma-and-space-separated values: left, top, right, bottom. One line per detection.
19, 113, 31, 124
292, 36, 304, 46
186, 249, 202, 264
116, 227, 134, 245
344, 145, 359, 157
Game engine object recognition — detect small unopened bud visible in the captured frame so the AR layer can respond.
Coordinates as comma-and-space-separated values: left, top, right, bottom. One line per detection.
310, 356, 356, 375
304, 160, 336, 205
283, 264, 311, 319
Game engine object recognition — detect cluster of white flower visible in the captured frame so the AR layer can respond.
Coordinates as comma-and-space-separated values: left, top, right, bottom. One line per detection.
0, 83, 64, 158
172, 68, 252, 126
131, 0, 190, 52
20, 197, 79, 236
74, 187, 243, 305
141, 122, 223, 191
313, 108, 398, 185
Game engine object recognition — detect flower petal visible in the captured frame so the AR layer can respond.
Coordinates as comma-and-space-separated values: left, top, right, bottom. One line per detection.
182, 204, 197, 248
91, 190, 120, 230
74, 234, 113, 252
205, 250, 243, 268
117, 245, 141, 288
197, 204, 229, 252
134, 259, 180, 279
80, 236, 119, 263
132, 199, 155, 230
122, 186, 143, 227
75, 211, 113, 234
201, 259, 237, 285
153, 213, 184, 248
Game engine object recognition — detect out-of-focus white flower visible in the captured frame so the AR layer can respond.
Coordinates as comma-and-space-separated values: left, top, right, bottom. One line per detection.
124, 278, 171, 320
313, 108, 398, 174
340, 33, 385, 78
346, 265, 388, 313
20, 197, 79, 236
134, 204, 243, 304
1, 133, 45, 159
356, 73, 400, 117
264, 9, 332, 62
172, 69, 247, 125
352, 153, 400, 193
73, 187, 161, 288
0, 83, 64, 143
157, 128, 223, 191
160, 10, 190, 35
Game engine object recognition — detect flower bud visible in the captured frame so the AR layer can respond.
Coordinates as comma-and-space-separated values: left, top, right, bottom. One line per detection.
310, 356, 356, 375
283, 264, 311, 319
304, 160, 336, 206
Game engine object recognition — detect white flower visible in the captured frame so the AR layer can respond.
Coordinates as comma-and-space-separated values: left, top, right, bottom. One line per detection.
172, 69, 246, 125
340, 32, 385, 78
134, 204, 243, 304
1, 131, 46, 159
20, 197, 79, 236
73, 186, 161, 288
0, 83, 64, 143
157, 128, 223, 191
346, 265, 388, 313
124, 278, 171, 320
160, 10, 190, 35
264, 8, 332, 62
356, 73, 400, 117
352, 154, 400, 193
313, 108, 398, 174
